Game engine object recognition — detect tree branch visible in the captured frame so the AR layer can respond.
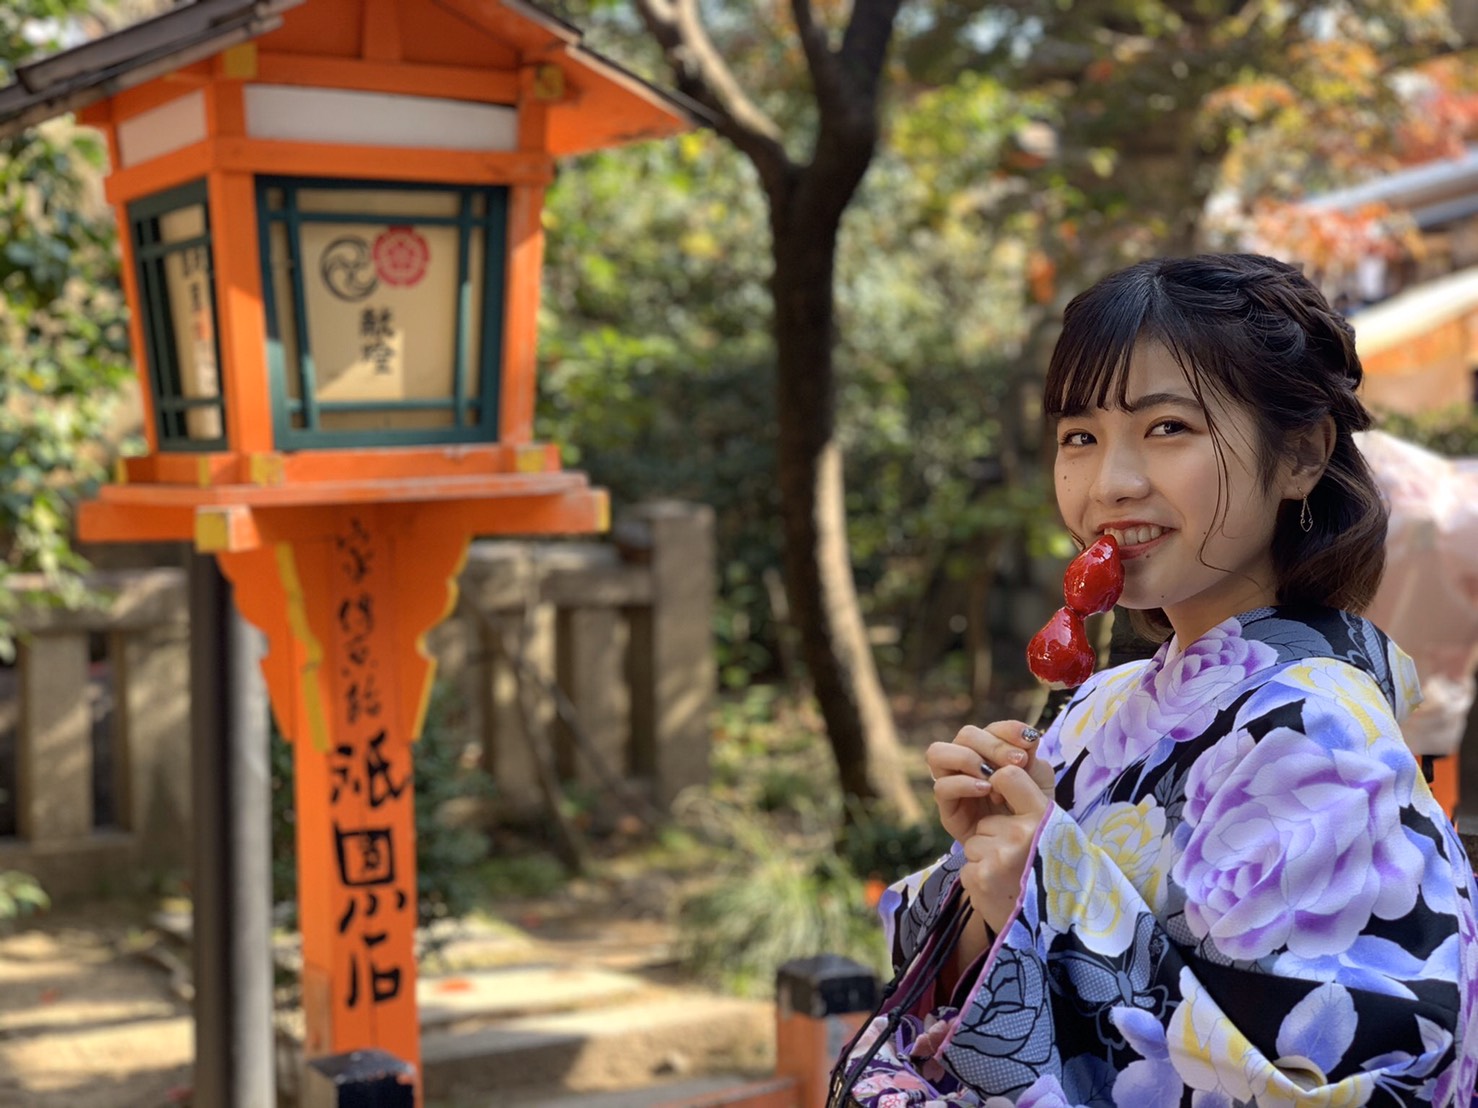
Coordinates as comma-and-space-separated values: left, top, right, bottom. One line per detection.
836, 0, 905, 108
633, 0, 794, 192
789, 0, 845, 116
792, 0, 905, 229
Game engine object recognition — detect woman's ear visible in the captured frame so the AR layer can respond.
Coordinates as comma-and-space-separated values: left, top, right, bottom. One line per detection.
1283, 415, 1337, 496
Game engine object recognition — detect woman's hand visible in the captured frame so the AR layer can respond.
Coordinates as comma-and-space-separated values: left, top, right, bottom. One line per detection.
926, 720, 1054, 845
959, 767, 1052, 935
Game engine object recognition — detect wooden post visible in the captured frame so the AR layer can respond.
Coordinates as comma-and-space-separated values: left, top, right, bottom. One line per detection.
274, 516, 420, 1071
1455, 694, 1478, 830
626, 501, 714, 807
17, 633, 93, 842
775, 955, 880, 1108
188, 553, 276, 1108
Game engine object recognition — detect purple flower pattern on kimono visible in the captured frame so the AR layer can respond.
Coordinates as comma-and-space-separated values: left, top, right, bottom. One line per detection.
860, 607, 1478, 1108
1173, 720, 1425, 961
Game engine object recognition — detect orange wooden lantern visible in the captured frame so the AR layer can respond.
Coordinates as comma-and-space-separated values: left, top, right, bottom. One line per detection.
0, 0, 695, 1093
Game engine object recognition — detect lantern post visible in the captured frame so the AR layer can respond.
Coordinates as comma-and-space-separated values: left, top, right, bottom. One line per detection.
0, 0, 698, 1099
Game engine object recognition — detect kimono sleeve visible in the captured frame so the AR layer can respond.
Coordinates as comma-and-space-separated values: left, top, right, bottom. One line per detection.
935, 675, 1478, 1107
878, 845, 965, 972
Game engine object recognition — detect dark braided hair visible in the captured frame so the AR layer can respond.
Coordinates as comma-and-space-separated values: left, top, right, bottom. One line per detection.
1043, 253, 1387, 639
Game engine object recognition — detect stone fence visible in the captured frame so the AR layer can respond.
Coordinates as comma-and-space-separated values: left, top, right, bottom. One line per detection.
437, 500, 715, 820
0, 568, 192, 898
0, 501, 714, 897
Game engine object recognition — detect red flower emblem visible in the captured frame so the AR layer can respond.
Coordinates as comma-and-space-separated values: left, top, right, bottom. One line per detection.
372, 226, 430, 287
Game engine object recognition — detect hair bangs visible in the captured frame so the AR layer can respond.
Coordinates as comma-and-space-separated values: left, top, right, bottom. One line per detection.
1044, 268, 1155, 419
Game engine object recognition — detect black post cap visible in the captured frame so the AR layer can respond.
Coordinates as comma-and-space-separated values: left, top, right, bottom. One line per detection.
305, 1050, 416, 1107
776, 954, 880, 1019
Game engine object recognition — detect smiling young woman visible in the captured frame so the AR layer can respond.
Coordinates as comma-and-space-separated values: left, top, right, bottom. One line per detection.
832, 255, 1478, 1108
1052, 341, 1304, 645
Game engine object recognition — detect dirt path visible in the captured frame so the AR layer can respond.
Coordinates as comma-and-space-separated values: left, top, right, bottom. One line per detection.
0, 910, 192, 1108
0, 883, 692, 1107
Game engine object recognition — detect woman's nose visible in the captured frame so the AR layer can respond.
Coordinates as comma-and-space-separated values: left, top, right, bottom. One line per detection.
1090, 442, 1150, 503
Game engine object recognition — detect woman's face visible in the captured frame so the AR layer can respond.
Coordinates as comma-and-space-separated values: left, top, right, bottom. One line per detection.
1053, 342, 1297, 645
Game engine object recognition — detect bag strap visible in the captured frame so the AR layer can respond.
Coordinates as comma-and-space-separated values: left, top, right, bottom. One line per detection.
825, 883, 975, 1108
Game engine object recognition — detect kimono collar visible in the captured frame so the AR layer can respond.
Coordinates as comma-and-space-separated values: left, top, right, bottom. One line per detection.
1154, 605, 1421, 722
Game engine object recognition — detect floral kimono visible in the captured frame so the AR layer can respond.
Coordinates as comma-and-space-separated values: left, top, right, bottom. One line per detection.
850, 606, 1478, 1108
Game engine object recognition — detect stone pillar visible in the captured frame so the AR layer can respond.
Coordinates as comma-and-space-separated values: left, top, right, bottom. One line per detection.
113, 619, 192, 862
556, 606, 629, 792
625, 502, 714, 807
17, 632, 92, 842
480, 604, 556, 818
425, 611, 478, 736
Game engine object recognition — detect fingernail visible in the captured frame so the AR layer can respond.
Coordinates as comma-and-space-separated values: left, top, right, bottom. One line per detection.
973, 779, 993, 792
979, 762, 995, 778
1011, 751, 1028, 766
1022, 728, 1042, 743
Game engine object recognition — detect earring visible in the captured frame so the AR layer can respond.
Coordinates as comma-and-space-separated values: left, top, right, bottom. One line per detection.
1299, 496, 1313, 533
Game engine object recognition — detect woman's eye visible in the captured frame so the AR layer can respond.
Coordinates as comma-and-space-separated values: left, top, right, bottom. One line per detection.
1148, 419, 1188, 437
1059, 430, 1094, 447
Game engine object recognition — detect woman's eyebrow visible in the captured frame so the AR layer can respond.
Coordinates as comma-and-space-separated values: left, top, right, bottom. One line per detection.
1122, 391, 1201, 413
1057, 391, 1202, 419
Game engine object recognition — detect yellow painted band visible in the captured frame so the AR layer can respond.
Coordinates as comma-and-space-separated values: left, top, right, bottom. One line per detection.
195, 509, 231, 553
514, 444, 547, 473
222, 43, 258, 80
275, 543, 331, 753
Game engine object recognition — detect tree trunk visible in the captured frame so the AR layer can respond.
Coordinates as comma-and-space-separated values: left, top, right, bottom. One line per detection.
629, 0, 912, 823
769, 203, 921, 824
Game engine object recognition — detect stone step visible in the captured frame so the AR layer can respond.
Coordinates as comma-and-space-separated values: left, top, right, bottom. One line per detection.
418, 966, 649, 1028
421, 992, 775, 1103
495, 1074, 798, 1108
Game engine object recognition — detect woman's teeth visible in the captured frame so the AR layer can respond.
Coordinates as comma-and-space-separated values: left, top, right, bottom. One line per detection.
1106, 525, 1166, 547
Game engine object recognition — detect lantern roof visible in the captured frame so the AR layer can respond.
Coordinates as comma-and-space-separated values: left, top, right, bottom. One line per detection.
0, 0, 302, 136
0, 0, 707, 152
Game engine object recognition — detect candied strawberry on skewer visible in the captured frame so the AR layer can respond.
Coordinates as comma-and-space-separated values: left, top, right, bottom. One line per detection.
1027, 535, 1124, 687
1063, 535, 1124, 616
1028, 607, 1095, 688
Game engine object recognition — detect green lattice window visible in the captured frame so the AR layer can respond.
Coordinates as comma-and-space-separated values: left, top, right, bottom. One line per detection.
128, 181, 227, 452
257, 177, 508, 449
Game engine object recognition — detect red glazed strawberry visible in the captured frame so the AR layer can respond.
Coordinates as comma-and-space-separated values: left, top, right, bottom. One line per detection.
1027, 606, 1095, 687
1063, 535, 1124, 617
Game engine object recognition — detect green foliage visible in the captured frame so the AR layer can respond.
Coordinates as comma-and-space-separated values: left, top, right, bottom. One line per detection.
837, 808, 954, 884
411, 684, 497, 928
539, 0, 1460, 701
540, 136, 783, 683
0, 869, 48, 922
708, 686, 836, 810
670, 688, 946, 996
0, 787, 47, 921
540, 114, 1068, 688
270, 681, 495, 930
1376, 407, 1478, 457
0, 1, 133, 657
269, 726, 296, 915
675, 795, 888, 996
473, 852, 567, 900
